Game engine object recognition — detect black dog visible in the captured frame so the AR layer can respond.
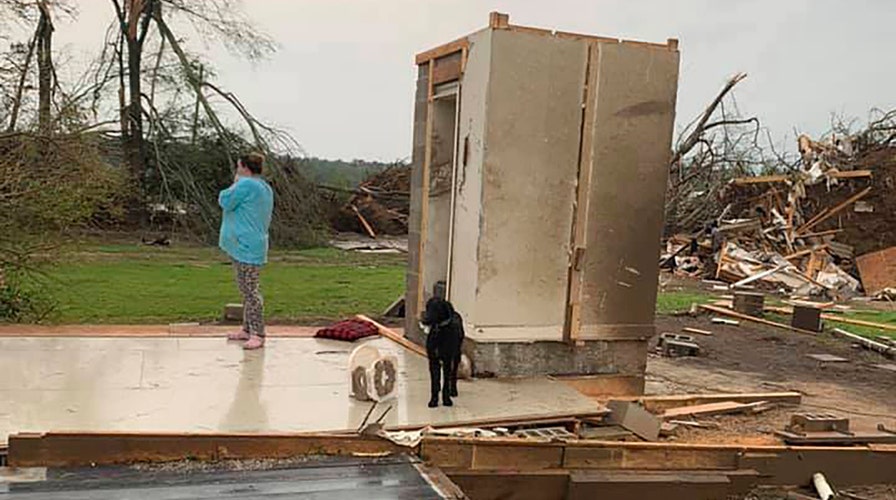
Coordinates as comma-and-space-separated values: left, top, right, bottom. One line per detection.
420, 297, 464, 408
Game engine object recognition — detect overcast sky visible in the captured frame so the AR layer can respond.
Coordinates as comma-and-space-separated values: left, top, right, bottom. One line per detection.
55, 0, 896, 161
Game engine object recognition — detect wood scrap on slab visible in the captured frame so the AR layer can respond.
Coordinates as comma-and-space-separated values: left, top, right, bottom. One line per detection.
356, 314, 426, 357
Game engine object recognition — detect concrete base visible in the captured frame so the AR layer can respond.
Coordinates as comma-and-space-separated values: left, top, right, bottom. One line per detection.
464, 337, 648, 381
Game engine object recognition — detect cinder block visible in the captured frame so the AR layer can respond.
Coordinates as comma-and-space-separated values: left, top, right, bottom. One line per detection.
223, 303, 243, 322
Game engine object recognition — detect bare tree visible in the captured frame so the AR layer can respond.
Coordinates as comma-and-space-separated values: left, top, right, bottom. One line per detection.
108, 0, 273, 205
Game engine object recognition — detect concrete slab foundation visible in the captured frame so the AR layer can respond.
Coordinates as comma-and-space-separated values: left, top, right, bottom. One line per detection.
0, 335, 600, 446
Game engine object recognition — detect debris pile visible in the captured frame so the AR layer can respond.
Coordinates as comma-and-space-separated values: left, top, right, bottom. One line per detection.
332, 165, 411, 237
663, 115, 896, 300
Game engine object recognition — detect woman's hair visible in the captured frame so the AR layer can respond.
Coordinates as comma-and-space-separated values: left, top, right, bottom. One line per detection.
239, 152, 265, 175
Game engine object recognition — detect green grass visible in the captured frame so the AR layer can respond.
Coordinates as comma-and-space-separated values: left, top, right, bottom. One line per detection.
655, 290, 714, 315
23, 242, 896, 339
41, 244, 405, 324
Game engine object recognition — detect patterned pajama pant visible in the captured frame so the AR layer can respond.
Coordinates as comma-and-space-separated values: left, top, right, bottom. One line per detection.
233, 261, 265, 337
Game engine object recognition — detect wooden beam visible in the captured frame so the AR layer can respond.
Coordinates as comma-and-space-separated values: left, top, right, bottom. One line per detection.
766, 305, 896, 333
661, 401, 760, 420
799, 228, 843, 239
351, 204, 377, 238
797, 186, 872, 235
565, 41, 599, 341
698, 304, 817, 335
616, 392, 802, 413
732, 171, 871, 186
7, 432, 404, 468
416, 60, 435, 315
415, 37, 469, 66
783, 245, 828, 261
732, 174, 788, 185
831, 328, 895, 358
423, 437, 896, 487
357, 314, 427, 357
488, 11, 510, 29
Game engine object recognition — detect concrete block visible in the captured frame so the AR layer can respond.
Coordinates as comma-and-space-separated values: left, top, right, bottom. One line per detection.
223, 303, 243, 322
791, 305, 822, 332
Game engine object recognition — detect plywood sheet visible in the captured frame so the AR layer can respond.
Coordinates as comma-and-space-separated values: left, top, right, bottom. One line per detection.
857, 246, 896, 296
577, 41, 680, 337
474, 29, 586, 335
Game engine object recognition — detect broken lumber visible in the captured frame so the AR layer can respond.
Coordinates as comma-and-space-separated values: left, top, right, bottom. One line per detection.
683, 327, 713, 336
730, 264, 789, 289
831, 328, 896, 358
351, 204, 377, 239
797, 186, 872, 235
777, 430, 896, 446
712, 317, 740, 326
700, 304, 817, 335
619, 392, 802, 413
422, 436, 896, 486
356, 314, 427, 357
661, 401, 760, 420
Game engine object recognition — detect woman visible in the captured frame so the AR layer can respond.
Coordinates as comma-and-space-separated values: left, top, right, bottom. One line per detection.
219, 152, 274, 350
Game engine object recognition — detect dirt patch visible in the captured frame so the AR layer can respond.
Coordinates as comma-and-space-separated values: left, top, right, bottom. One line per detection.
649, 313, 896, 442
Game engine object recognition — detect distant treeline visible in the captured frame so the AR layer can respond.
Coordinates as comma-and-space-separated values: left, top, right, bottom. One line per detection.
295, 157, 398, 188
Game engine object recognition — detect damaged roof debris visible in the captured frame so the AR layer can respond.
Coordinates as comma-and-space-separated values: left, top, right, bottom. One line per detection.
663, 101, 896, 301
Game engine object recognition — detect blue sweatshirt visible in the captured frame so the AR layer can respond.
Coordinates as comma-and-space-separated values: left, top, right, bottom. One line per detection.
218, 177, 274, 265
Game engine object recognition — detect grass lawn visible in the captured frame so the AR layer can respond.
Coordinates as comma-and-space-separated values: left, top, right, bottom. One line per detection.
42, 244, 405, 324
22, 243, 896, 340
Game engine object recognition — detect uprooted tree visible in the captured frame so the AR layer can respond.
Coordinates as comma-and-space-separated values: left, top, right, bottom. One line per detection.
101, 0, 327, 244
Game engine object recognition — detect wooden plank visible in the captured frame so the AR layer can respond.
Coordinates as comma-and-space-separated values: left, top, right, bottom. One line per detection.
568, 470, 736, 500
732, 174, 789, 185
623, 392, 802, 413
715, 240, 728, 279
776, 430, 896, 446
416, 60, 435, 315
431, 51, 464, 85
424, 437, 896, 485
488, 11, 510, 29
414, 463, 474, 500
683, 327, 713, 336
661, 402, 755, 420
415, 37, 469, 65
357, 314, 427, 357
446, 470, 569, 500
421, 441, 474, 469
7, 432, 403, 468
822, 314, 896, 333
732, 171, 871, 185
472, 445, 563, 470
797, 186, 872, 234
831, 328, 895, 358
351, 204, 377, 238
699, 304, 818, 335
783, 244, 829, 261
800, 228, 843, 239
834, 169, 873, 179
565, 41, 599, 341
